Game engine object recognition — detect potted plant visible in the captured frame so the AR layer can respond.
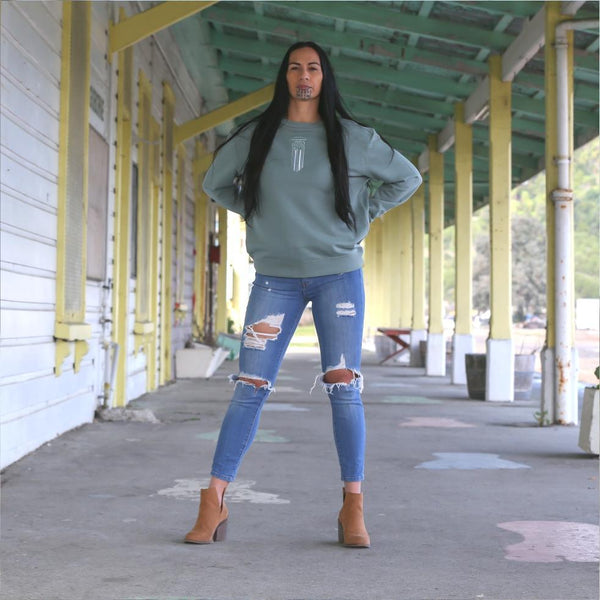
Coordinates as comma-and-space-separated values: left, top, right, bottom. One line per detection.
578, 366, 599, 455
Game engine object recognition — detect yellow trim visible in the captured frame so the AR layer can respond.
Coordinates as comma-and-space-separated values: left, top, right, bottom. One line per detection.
174, 85, 275, 145
398, 202, 413, 328
147, 117, 161, 391
411, 182, 426, 331
134, 70, 156, 375
134, 322, 155, 335
55, 322, 92, 340
488, 55, 512, 340
196, 153, 214, 175
428, 135, 444, 335
175, 146, 187, 308
383, 211, 399, 326
159, 83, 175, 384
215, 207, 229, 335
109, 1, 217, 57
453, 102, 473, 336
111, 19, 134, 405
54, 1, 92, 374
193, 142, 209, 338
74, 340, 90, 374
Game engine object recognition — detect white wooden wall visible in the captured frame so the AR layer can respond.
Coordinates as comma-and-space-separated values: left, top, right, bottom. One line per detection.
1, 1, 205, 469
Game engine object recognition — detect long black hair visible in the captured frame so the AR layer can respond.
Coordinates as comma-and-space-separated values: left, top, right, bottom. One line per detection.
218, 41, 358, 230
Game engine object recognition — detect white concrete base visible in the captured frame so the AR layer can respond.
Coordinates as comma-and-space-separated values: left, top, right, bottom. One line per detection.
451, 333, 474, 385
410, 329, 427, 367
579, 388, 599, 454
426, 332, 446, 376
486, 338, 514, 402
540, 346, 580, 424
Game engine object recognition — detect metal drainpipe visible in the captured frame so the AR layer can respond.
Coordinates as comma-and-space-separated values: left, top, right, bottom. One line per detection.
553, 19, 599, 424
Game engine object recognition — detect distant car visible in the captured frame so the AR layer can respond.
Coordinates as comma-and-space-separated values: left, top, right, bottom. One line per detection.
522, 316, 546, 329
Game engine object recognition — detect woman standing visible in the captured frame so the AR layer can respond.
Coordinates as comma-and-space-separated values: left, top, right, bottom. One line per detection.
184, 41, 422, 548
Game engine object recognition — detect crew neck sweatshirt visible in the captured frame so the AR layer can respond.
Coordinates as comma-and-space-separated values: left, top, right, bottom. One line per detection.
203, 118, 422, 278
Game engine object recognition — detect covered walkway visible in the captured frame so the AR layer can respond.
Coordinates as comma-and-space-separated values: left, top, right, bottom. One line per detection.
1, 349, 597, 600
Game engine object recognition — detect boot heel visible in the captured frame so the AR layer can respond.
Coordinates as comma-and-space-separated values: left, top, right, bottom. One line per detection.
213, 519, 227, 542
337, 520, 344, 544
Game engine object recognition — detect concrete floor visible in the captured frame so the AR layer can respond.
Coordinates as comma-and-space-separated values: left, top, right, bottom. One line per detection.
1, 349, 598, 600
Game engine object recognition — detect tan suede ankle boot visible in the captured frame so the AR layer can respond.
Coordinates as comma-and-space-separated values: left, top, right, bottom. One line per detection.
184, 487, 228, 544
338, 490, 370, 548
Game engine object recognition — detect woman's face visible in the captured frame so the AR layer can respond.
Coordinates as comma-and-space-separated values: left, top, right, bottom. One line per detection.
286, 47, 323, 101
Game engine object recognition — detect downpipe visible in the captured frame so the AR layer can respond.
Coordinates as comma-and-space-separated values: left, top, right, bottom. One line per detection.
552, 18, 598, 424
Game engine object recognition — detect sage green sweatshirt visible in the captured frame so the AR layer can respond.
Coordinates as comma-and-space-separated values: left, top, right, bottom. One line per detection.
203, 118, 422, 278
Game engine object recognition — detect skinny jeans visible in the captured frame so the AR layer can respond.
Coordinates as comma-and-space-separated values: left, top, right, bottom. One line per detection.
210, 268, 365, 483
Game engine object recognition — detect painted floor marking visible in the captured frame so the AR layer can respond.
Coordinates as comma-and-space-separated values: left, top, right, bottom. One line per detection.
196, 429, 289, 443
382, 395, 442, 405
263, 402, 308, 412
415, 452, 531, 470
400, 417, 475, 428
498, 521, 599, 563
157, 478, 290, 504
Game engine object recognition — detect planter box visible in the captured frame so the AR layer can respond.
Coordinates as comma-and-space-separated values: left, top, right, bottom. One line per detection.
175, 344, 228, 379
578, 388, 599, 455
465, 353, 536, 401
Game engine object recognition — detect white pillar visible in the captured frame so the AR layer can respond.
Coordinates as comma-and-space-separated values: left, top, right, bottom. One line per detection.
486, 338, 514, 402
426, 333, 446, 376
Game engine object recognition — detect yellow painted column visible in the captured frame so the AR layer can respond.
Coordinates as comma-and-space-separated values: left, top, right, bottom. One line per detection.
410, 182, 426, 366
54, 1, 92, 376
486, 54, 513, 401
147, 118, 161, 391
111, 33, 133, 406
452, 102, 474, 384
398, 202, 413, 328
215, 207, 229, 336
159, 83, 175, 385
363, 232, 376, 339
382, 213, 398, 327
427, 135, 445, 376
134, 70, 155, 382
193, 142, 209, 340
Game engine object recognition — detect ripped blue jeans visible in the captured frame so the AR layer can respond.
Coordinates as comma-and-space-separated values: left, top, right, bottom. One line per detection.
210, 269, 365, 483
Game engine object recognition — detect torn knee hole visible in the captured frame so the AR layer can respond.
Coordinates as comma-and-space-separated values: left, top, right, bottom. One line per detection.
238, 376, 269, 389
323, 368, 356, 385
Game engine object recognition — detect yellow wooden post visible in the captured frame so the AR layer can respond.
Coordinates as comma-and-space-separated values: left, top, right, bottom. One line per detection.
398, 202, 413, 329
193, 142, 209, 340
215, 207, 229, 336
111, 12, 133, 405
147, 118, 161, 391
427, 135, 445, 376
159, 83, 175, 384
54, 1, 92, 376
174, 146, 188, 325
487, 54, 513, 401
410, 182, 426, 366
452, 102, 474, 384
382, 213, 397, 327
134, 70, 155, 385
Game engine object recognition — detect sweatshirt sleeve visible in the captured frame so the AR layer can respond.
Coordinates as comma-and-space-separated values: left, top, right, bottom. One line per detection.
202, 130, 251, 216
363, 129, 423, 221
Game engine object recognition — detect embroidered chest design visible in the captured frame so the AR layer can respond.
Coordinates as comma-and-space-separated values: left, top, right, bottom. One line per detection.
290, 137, 307, 172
